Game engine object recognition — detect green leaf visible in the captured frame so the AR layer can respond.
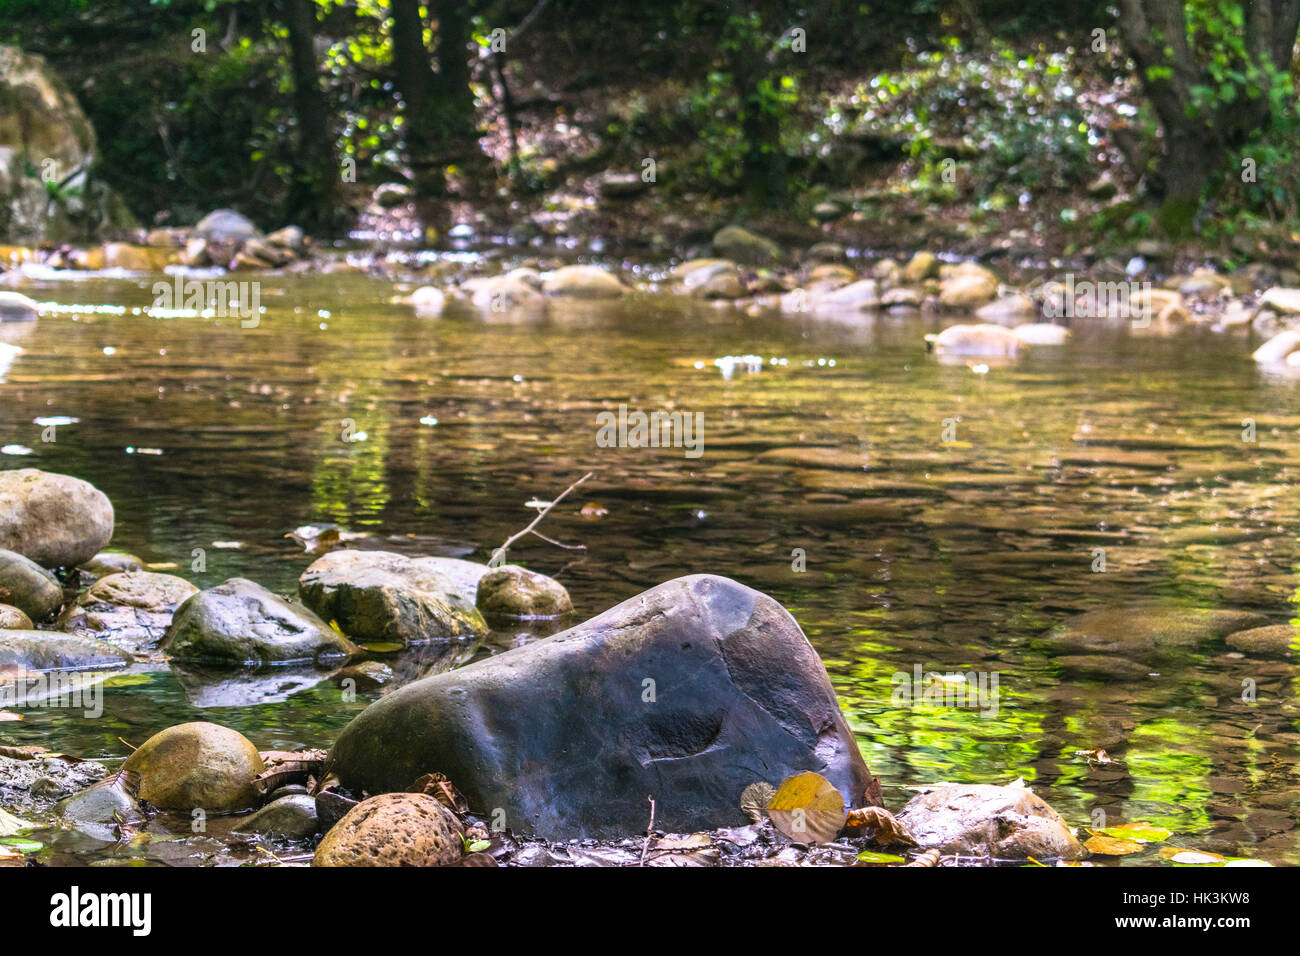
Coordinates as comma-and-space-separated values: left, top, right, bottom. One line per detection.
856, 850, 905, 864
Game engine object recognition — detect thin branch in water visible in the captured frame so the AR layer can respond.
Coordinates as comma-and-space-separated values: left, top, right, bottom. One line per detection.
639, 795, 656, 866
489, 472, 593, 568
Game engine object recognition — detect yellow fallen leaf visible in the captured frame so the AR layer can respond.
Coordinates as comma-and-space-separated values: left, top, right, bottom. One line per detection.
1084, 834, 1145, 855
767, 771, 846, 845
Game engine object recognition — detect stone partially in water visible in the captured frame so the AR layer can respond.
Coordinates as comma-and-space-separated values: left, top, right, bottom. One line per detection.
298, 551, 488, 645
1042, 607, 1266, 659
80, 552, 145, 578
328, 574, 879, 839
194, 208, 259, 242
0, 604, 32, 629
1252, 330, 1300, 364
938, 265, 998, 308
313, 792, 463, 867
409, 286, 446, 317
0, 469, 114, 569
542, 265, 627, 298
931, 323, 1021, 358
1225, 624, 1299, 659
61, 571, 198, 651
0, 631, 126, 672
1011, 323, 1070, 346
235, 793, 318, 840
122, 722, 264, 813
0, 549, 63, 622
713, 225, 782, 265
0, 291, 38, 323
896, 784, 1087, 860
58, 771, 144, 833
163, 577, 359, 665
475, 565, 572, 619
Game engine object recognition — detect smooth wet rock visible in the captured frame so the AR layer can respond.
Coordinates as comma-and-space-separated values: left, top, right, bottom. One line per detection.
328, 574, 879, 839
938, 263, 998, 308
313, 792, 463, 867
298, 551, 488, 645
409, 285, 446, 317
235, 793, 318, 840
1043, 607, 1267, 659
163, 578, 358, 665
1252, 330, 1300, 364
0, 603, 32, 629
0, 291, 38, 323
713, 225, 781, 265
816, 279, 880, 311
122, 722, 264, 813
542, 265, 627, 298
1259, 287, 1300, 316
896, 784, 1087, 860
0, 631, 127, 672
931, 323, 1021, 358
902, 251, 938, 282
58, 772, 143, 830
476, 565, 572, 619
976, 294, 1037, 324
0, 469, 114, 568
1225, 624, 1299, 659
80, 551, 144, 577
462, 273, 546, 316
680, 260, 744, 299
0, 549, 63, 621
1012, 323, 1070, 345
61, 571, 198, 651
101, 242, 173, 271
194, 208, 259, 242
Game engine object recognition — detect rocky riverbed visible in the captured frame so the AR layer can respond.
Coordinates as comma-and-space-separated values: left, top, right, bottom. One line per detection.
0, 466, 1290, 867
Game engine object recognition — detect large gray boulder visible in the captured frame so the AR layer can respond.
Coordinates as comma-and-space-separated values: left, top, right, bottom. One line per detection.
0, 469, 114, 568
298, 551, 489, 645
162, 577, 359, 666
327, 574, 878, 839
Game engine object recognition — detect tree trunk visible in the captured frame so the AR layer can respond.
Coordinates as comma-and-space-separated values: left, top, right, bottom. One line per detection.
390, 0, 441, 196
433, 0, 476, 146
1120, 0, 1300, 231
282, 0, 339, 233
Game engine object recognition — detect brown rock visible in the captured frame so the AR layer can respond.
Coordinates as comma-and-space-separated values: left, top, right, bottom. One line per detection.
313, 792, 464, 867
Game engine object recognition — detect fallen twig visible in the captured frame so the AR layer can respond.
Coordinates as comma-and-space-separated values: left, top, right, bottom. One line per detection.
639, 795, 656, 866
489, 472, 593, 567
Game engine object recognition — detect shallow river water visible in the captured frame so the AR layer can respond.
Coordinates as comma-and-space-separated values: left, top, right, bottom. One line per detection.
2, 269, 1298, 865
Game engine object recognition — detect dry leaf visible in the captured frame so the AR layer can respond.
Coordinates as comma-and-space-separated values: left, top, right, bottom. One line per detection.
0, 711, 22, 722
767, 771, 846, 845
407, 772, 469, 814
1084, 834, 1145, 855
844, 805, 917, 847
739, 781, 776, 824
1159, 846, 1225, 865
579, 502, 608, 519
0, 806, 36, 837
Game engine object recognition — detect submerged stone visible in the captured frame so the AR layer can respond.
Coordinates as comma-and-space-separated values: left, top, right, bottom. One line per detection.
1043, 607, 1267, 659
328, 574, 879, 839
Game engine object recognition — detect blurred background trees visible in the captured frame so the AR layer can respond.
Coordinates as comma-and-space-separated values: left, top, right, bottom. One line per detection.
0, 0, 1294, 242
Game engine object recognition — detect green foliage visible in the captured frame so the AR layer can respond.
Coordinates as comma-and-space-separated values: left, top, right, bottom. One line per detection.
849, 40, 1096, 201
